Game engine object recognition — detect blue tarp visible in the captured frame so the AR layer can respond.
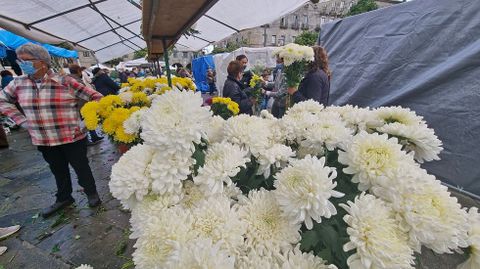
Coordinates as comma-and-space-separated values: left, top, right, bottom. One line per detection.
0, 30, 78, 58
192, 55, 215, 92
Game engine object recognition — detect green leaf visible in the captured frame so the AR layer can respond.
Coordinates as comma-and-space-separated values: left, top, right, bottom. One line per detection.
300, 230, 320, 251
51, 244, 60, 253
192, 144, 206, 176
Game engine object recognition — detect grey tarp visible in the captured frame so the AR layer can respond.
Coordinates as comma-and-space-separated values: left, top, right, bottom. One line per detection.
319, 0, 480, 196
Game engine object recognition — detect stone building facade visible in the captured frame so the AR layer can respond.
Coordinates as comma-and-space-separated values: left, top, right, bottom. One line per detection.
214, 0, 395, 49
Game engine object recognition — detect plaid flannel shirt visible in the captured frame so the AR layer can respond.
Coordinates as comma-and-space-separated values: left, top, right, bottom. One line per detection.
0, 70, 103, 146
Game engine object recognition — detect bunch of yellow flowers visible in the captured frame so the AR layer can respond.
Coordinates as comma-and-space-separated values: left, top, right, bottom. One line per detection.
211, 97, 240, 119
120, 76, 196, 93
80, 94, 148, 144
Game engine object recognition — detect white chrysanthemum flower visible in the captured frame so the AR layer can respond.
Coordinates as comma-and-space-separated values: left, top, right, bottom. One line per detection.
340, 193, 415, 269
206, 115, 225, 144
273, 155, 343, 229
376, 122, 443, 163
109, 144, 155, 209
281, 101, 329, 144
194, 141, 250, 194
129, 194, 183, 239
326, 105, 382, 133
238, 189, 301, 255
457, 207, 480, 269
224, 114, 272, 155
118, 86, 130, 94
374, 168, 469, 254
119, 91, 133, 103
375, 106, 426, 126
123, 107, 147, 135
338, 131, 415, 191
256, 144, 295, 178
166, 238, 235, 269
132, 206, 195, 269
180, 180, 209, 209
75, 265, 94, 269
260, 109, 275, 120
140, 89, 211, 153
300, 117, 353, 153
236, 249, 283, 269
280, 245, 337, 269
190, 195, 247, 255
148, 151, 194, 195
143, 87, 154, 95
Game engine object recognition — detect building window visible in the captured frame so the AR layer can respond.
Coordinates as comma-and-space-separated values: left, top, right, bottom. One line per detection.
183, 52, 188, 58
280, 17, 288, 28
271, 35, 277, 45
173, 51, 178, 58
292, 36, 297, 42
279, 35, 286, 46
293, 15, 299, 25
303, 15, 308, 25
82, 51, 90, 57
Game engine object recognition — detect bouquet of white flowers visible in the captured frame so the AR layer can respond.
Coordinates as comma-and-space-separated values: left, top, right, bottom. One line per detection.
109, 90, 477, 269
273, 43, 314, 88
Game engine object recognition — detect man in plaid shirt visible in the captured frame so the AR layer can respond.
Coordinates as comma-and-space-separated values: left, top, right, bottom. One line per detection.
0, 43, 103, 218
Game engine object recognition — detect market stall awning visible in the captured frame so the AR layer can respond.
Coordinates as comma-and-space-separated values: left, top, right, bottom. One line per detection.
142, 0, 310, 54
0, 0, 145, 63
0, 29, 78, 58
141, 0, 219, 57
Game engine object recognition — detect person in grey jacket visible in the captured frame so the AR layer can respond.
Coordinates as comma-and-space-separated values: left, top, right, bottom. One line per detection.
288, 46, 331, 105
223, 60, 253, 115
264, 56, 288, 118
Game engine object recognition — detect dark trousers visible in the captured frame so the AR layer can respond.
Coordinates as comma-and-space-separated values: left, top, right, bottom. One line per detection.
272, 103, 286, 118
0, 127, 8, 147
38, 138, 97, 202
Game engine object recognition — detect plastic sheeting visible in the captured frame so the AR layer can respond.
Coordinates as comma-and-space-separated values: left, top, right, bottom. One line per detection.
213, 47, 278, 96
192, 55, 215, 92
0, 30, 78, 58
0, 0, 144, 63
175, 0, 309, 52
319, 0, 480, 195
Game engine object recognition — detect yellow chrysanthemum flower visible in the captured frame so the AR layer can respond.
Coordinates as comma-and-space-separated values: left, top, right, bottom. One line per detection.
80, 102, 100, 130
250, 74, 263, 88
98, 95, 123, 118
132, 92, 150, 106
114, 126, 137, 143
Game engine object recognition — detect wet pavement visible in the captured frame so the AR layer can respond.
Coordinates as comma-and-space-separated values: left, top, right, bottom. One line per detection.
0, 130, 134, 269
0, 129, 478, 269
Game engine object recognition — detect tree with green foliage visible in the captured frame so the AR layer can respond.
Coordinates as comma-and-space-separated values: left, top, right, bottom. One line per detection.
294, 31, 319, 46
104, 57, 123, 66
346, 0, 378, 17
211, 39, 248, 54
134, 48, 147, 59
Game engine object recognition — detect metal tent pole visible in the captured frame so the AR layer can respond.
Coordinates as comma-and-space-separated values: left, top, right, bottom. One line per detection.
162, 38, 172, 87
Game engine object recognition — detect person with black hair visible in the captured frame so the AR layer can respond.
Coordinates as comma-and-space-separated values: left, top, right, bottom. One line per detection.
0, 70, 14, 89
235, 54, 253, 89
92, 67, 120, 96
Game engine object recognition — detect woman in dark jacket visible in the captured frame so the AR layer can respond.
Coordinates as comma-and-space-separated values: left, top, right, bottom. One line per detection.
288, 46, 331, 105
91, 67, 120, 96
223, 60, 253, 115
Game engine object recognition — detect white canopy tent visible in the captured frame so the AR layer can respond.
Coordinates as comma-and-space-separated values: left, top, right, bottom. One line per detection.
213, 47, 278, 96
174, 0, 310, 52
0, 0, 144, 63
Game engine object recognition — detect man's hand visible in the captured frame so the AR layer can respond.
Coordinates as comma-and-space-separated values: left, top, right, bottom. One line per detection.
287, 87, 298, 95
